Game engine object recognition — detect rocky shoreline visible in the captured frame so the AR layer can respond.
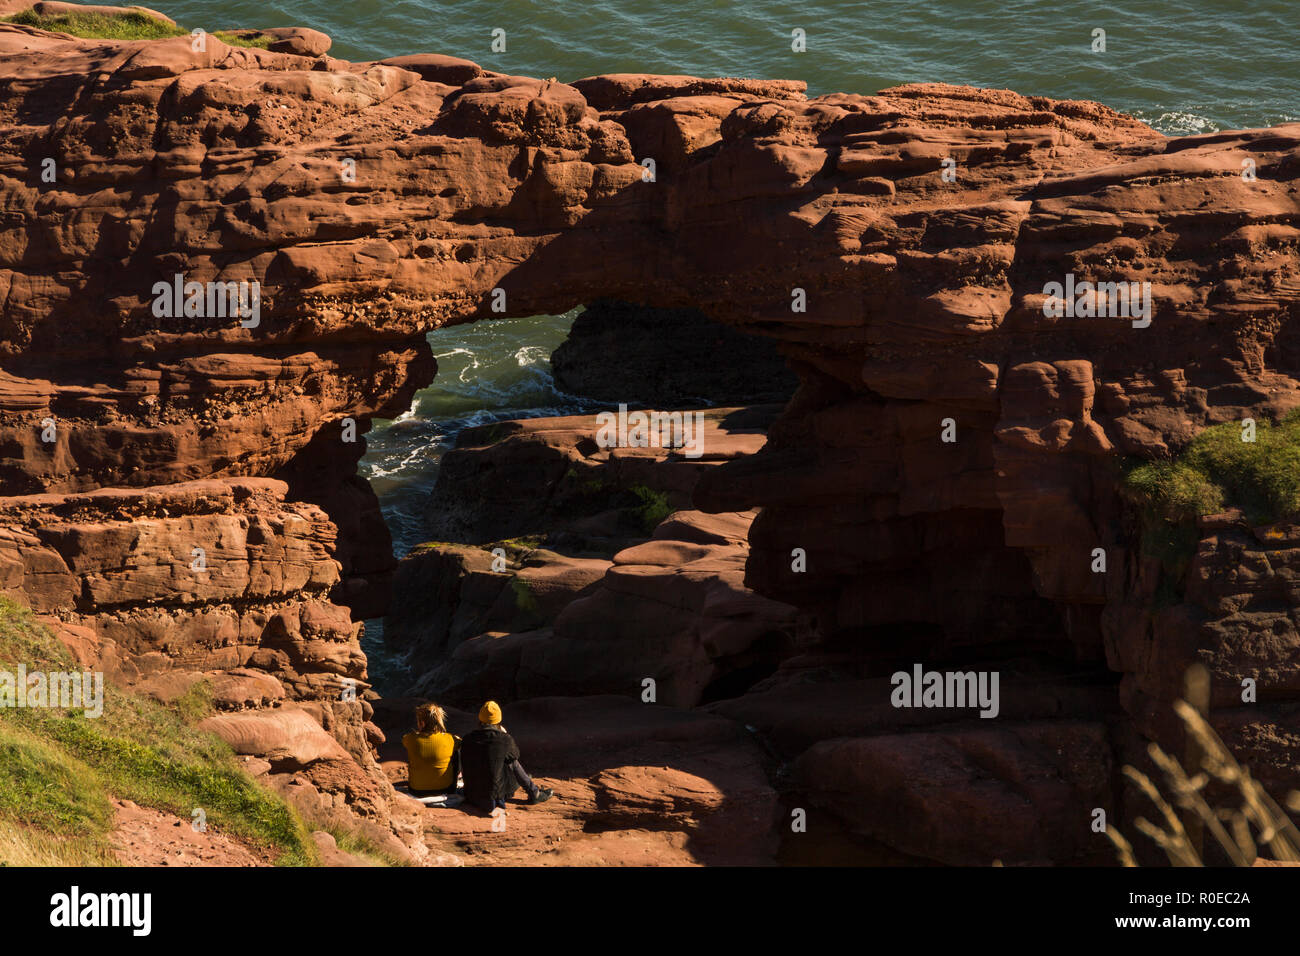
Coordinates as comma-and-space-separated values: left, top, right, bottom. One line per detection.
1, 1, 1299, 865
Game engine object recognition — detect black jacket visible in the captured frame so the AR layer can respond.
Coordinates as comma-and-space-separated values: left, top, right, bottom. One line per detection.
460, 725, 521, 809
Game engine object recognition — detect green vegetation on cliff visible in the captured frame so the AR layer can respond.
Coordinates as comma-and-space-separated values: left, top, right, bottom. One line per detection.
1121, 411, 1300, 583
214, 31, 272, 49
3, 8, 274, 47
0, 598, 316, 866
5, 8, 185, 40
631, 485, 674, 532
1123, 411, 1300, 525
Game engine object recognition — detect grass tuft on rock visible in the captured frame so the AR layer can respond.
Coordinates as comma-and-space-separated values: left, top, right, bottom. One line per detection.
0, 598, 317, 866
1124, 411, 1300, 527
1121, 411, 1300, 587
322, 824, 410, 867
213, 30, 273, 49
630, 485, 674, 532
4, 8, 187, 40
3, 10, 276, 48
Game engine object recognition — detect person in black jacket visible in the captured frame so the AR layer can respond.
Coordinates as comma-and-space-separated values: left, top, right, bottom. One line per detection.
459, 700, 553, 814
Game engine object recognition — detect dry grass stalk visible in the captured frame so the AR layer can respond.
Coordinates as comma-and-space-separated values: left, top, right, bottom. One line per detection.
1106, 698, 1300, 866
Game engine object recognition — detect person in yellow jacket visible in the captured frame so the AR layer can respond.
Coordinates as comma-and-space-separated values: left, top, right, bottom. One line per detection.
402, 701, 460, 795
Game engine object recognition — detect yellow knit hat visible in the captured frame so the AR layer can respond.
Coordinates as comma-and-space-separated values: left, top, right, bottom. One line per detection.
478, 700, 502, 725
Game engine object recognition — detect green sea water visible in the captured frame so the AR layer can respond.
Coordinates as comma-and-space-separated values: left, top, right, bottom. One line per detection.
158, 0, 1300, 134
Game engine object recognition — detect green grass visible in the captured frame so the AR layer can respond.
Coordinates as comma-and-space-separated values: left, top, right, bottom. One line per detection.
3, 10, 276, 48
0, 723, 108, 832
410, 540, 456, 553
630, 485, 674, 532
172, 678, 215, 724
1121, 411, 1300, 592
322, 824, 409, 867
0, 598, 317, 867
494, 535, 545, 552
1123, 411, 1300, 526
214, 30, 273, 49
3, 9, 187, 40
509, 575, 540, 617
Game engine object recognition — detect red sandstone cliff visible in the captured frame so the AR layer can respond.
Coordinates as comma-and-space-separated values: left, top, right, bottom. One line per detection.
0, 12, 1298, 863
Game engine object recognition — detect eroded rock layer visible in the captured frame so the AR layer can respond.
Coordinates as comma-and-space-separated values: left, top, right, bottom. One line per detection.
551, 300, 799, 406
1, 20, 1299, 862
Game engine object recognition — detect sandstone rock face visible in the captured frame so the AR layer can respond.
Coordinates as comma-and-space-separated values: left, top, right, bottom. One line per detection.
399, 509, 799, 710
791, 721, 1115, 866
393, 405, 797, 709
422, 405, 776, 544
707, 662, 1123, 756
0, 475, 420, 850
551, 300, 798, 407
0, 478, 359, 693
387, 543, 610, 673
531, 516, 799, 707
1104, 512, 1300, 796
0, 14, 1298, 863
200, 707, 352, 769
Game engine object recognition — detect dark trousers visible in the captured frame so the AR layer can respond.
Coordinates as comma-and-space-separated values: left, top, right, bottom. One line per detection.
491, 759, 538, 810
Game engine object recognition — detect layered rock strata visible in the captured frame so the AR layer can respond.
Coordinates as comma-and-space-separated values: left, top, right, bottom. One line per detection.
0, 12, 1298, 862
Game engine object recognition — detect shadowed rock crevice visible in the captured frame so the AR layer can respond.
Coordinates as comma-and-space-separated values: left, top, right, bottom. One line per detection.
551, 300, 799, 407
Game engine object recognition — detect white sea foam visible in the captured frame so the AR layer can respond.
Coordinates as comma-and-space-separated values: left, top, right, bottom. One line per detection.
515, 345, 548, 366
1140, 110, 1219, 136
392, 398, 419, 423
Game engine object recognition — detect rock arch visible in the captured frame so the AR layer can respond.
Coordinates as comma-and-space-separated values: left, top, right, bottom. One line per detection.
2, 26, 1300, 862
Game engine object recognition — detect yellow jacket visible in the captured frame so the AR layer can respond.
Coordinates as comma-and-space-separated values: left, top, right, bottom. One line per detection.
402, 730, 458, 791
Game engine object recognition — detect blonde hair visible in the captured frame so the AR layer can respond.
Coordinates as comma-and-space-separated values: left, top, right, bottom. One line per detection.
415, 702, 448, 735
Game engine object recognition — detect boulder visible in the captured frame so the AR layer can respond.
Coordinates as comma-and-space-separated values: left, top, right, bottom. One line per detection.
792, 720, 1115, 866
199, 707, 351, 769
